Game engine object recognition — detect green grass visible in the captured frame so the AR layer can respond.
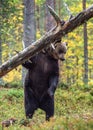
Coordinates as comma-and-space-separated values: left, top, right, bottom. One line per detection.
0, 85, 93, 130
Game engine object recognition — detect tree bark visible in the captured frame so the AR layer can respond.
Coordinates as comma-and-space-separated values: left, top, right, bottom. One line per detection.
23, 0, 36, 48
0, 33, 3, 84
36, 5, 40, 31
0, 5, 93, 77
22, 0, 36, 82
83, 0, 88, 84
0, 1, 4, 84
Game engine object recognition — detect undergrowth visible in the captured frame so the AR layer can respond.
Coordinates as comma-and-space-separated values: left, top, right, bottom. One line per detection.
0, 84, 93, 130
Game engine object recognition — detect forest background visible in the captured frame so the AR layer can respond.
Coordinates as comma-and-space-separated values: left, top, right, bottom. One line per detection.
0, 0, 93, 87
0, 0, 93, 129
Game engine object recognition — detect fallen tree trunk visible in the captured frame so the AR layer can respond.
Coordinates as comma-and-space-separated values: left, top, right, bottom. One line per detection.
0, 5, 93, 77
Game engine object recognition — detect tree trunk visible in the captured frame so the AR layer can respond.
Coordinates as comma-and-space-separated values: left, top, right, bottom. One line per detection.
83, 0, 88, 84
23, 0, 36, 48
22, 0, 36, 83
0, 5, 93, 77
36, 5, 40, 31
0, 35, 3, 84
0, 1, 4, 84
0, 38, 2, 67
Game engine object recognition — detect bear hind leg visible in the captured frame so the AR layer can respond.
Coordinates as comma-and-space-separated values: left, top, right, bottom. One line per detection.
40, 96, 54, 121
24, 88, 38, 119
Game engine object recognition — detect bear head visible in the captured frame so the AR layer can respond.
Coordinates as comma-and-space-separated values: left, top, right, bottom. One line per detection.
51, 42, 68, 61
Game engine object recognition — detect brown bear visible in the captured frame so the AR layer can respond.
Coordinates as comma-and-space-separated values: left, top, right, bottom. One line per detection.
22, 41, 67, 120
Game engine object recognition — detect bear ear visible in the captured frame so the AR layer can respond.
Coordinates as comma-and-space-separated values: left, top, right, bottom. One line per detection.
64, 42, 68, 46
62, 42, 68, 46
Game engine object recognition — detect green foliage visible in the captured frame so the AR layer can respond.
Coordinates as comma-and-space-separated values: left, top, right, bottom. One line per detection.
1, 0, 23, 63
58, 82, 69, 89
4, 81, 22, 88
35, 0, 45, 5
0, 85, 93, 129
90, 89, 93, 96
5, 88, 23, 99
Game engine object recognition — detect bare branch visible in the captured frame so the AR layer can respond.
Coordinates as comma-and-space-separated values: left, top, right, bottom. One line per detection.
59, 5, 93, 35
47, 5, 62, 25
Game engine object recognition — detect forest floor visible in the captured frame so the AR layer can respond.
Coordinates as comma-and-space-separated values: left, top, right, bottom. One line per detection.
0, 84, 93, 130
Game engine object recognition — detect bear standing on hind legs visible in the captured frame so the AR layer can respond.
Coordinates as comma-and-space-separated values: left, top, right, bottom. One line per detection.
22, 41, 67, 121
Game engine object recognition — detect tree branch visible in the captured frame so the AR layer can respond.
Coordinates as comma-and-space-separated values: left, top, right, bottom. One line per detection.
0, 5, 93, 77
47, 5, 62, 26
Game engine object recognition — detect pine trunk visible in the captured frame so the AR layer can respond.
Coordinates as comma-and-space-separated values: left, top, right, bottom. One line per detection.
83, 0, 88, 84
22, 0, 36, 83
